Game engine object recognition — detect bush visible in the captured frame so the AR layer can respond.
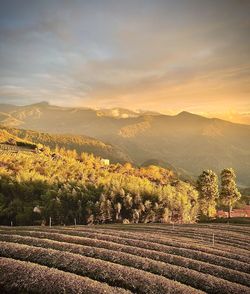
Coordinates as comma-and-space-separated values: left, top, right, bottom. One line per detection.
0, 233, 249, 292
47, 228, 249, 273
0, 257, 129, 294
0, 241, 201, 294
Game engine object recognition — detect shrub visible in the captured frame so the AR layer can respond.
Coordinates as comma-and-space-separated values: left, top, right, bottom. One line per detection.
0, 233, 249, 292
0, 257, 129, 294
44, 228, 250, 273
3, 230, 249, 288
0, 241, 202, 294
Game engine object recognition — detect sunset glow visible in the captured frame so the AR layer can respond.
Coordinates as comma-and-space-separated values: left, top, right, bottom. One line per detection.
0, 0, 249, 122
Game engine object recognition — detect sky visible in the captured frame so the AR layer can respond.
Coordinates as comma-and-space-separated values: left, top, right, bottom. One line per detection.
0, 0, 250, 123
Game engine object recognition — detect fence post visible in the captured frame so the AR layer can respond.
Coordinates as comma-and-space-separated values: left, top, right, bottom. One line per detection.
74, 218, 77, 227
49, 217, 52, 228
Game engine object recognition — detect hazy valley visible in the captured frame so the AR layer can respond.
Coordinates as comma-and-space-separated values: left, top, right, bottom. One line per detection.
1, 102, 250, 186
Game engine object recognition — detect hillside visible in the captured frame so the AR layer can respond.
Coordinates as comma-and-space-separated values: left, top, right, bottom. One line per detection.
1, 102, 250, 185
0, 139, 195, 227
0, 128, 37, 151
0, 125, 130, 163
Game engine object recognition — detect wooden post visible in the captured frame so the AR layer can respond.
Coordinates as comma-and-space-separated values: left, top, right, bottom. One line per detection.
212, 233, 215, 246
49, 217, 52, 228
74, 218, 76, 227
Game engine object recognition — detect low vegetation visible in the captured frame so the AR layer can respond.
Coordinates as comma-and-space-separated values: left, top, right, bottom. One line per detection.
0, 240, 201, 293
0, 257, 129, 294
0, 257, 130, 294
0, 224, 249, 293
0, 233, 249, 291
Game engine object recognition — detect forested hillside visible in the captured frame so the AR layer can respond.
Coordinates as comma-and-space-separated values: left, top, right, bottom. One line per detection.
0, 142, 199, 226
0, 125, 245, 227
0, 125, 130, 163
0, 129, 37, 150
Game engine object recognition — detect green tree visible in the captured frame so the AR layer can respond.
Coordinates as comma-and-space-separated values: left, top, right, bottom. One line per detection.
220, 168, 241, 218
197, 170, 219, 218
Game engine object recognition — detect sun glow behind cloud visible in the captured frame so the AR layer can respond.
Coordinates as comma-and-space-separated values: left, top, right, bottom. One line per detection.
0, 0, 249, 120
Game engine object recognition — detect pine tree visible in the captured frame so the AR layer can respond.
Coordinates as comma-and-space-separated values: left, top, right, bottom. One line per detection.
197, 170, 219, 218
220, 168, 241, 218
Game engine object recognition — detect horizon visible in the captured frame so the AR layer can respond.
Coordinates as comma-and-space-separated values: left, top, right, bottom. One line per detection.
1, 100, 250, 125
0, 0, 249, 124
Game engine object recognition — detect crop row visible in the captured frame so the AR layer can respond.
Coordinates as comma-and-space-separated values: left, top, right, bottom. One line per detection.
84, 226, 250, 251
5, 226, 249, 262
144, 228, 250, 249
0, 241, 202, 294
36, 228, 250, 272
141, 230, 250, 253
93, 224, 250, 250
70, 226, 250, 261
1, 230, 249, 289
100, 224, 250, 238
0, 232, 249, 293
164, 227, 249, 243
51, 225, 250, 260
129, 224, 250, 239
5, 226, 248, 264
13, 226, 250, 263
173, 224, 250, 236
0, 257, 128, 294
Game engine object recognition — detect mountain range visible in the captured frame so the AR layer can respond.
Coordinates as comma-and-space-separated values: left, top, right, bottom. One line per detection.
0, 101, 250, 186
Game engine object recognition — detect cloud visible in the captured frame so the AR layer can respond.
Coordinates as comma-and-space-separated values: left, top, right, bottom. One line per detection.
0, 0, 249, 112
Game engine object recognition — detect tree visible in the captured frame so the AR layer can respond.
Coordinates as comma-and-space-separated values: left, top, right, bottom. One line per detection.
197, 170, 219, 218
97, 194, 113, 223
0, 136, 201, 225
220, 168, 241, 218
114, 202, 122, 221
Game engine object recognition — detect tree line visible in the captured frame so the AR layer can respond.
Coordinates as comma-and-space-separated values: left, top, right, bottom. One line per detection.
0, 144, 242, 226
0, 146, 197, 226
197, 169, 241, 219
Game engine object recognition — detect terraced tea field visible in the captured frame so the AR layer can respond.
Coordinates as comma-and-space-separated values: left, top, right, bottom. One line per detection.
0, 224, 249, 293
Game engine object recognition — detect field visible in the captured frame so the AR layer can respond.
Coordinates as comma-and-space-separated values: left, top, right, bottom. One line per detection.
0, 224, 249, 294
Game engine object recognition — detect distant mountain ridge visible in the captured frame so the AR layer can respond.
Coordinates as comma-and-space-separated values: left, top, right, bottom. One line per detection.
0, 102, 250, 185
